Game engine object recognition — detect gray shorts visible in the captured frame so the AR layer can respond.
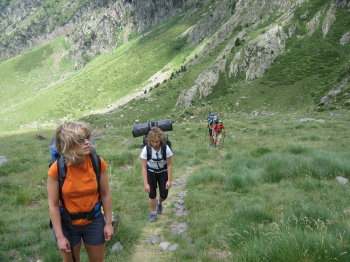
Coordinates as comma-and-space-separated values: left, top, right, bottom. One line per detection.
53, 214, 105, 246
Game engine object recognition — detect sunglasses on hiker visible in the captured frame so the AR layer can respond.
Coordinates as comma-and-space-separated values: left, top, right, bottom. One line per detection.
75, 135, 91, 143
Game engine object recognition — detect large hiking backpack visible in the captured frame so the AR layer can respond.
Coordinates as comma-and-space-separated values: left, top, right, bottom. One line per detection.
208, 113, 219, 126
141, 133, 172, 161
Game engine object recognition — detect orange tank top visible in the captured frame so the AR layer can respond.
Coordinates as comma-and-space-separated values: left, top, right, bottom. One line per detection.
48, 155, 108, 226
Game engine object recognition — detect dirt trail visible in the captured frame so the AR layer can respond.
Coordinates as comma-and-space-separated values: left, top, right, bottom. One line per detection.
130, 168, 193, 262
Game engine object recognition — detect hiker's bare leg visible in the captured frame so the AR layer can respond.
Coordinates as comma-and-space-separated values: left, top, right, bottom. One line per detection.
149, 198, 157, 211
85, 243, 105, 262
216, 137, 222, 147
61, 242, 81, 262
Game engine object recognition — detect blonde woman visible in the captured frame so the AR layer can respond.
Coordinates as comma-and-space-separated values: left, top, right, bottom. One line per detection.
47, 121, 113, 262
140, 127, 173, 222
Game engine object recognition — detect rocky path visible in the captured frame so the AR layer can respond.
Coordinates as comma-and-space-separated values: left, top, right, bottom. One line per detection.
130, 168, 193, 262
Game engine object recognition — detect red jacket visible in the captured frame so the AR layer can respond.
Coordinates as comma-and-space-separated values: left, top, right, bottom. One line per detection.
213, 124, 225, 133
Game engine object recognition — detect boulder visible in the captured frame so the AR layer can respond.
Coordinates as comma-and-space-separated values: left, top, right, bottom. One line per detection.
0, 156, 8, 167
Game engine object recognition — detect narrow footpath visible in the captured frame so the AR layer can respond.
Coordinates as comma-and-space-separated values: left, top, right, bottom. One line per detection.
130, 167, 194, 262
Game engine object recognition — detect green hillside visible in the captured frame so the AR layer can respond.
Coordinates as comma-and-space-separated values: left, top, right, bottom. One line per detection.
0, 12, 200, 134
1, 0, 350, 135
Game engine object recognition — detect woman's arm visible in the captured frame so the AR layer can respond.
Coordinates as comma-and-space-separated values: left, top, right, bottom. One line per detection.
141, 158, 150, 192
99, 170, 114, 241
166, 156, 172, 189
47, 176, 71, 253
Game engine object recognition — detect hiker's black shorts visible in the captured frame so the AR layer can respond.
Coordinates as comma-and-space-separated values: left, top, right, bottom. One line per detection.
208, 128, 213, 136
53, 214, 105, 246
147, 168, 169, 199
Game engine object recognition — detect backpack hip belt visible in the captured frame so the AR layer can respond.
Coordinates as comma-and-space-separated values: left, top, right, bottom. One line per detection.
148, 164, 167, 173
60, 201, 102, 222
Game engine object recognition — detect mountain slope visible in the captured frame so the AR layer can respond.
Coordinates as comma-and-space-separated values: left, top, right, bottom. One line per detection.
0, 0, 349, 135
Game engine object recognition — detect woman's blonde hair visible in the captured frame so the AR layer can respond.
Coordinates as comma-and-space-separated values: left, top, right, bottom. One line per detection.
147, 127, 165, 146
55, 121, 94, 164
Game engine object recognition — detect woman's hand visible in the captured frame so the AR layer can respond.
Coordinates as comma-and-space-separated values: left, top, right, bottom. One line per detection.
104, 223, 114, 241
166, 180, 171, 189
144, 184, 150, 193
57, 236, 71, 253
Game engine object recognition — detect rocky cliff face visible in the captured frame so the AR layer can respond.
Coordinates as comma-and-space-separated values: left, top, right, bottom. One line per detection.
0, 0, 197, 67
176, 0, 350, 107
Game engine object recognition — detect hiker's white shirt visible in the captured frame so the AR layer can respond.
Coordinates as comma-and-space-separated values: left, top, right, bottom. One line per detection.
140, 145, 173, 170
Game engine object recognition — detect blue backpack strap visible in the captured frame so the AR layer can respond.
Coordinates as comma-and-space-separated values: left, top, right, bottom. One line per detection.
90, 153, 101, 194
50, 139, 61, 163
57, 156, 67, 206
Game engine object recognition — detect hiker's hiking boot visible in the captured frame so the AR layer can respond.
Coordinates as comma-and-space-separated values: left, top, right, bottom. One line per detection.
148, 212, 157, 222
157, 200, 163, 214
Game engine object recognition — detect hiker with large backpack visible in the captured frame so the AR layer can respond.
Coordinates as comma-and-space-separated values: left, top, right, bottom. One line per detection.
47, 121, 113, 262
140, 126, 173, 222
206, 112, 218, 147
213, 120, 226, 148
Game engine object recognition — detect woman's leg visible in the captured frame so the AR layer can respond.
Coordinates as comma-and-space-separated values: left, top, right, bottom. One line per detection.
147, 170, 157, 212
84, 243, 105, 262
60, 242, 81, 262
216, 133, 222, 147
80, 215, 106, 261
158, 171, 169, 201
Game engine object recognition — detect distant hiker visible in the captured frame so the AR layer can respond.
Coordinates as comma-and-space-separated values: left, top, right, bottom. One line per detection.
213, 120, 226, 148
140, 127, 173, 222
47, 121, 113, 262
207, 112, 219, 147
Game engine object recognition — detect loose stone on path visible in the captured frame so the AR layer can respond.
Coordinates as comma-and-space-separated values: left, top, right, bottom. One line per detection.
170, 222, 188, 235
174, 199, 188, 217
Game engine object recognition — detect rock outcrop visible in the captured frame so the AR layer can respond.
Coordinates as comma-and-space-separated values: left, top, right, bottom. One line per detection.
176, 0, 350, 107
319, 76, 350, 106
229, 24, 288, 81
177, 0, 301, 106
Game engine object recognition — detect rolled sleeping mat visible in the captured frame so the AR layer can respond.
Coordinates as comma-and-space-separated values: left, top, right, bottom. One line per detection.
132, 119, 173, 137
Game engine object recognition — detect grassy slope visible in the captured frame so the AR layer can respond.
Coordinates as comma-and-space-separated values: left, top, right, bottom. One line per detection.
0, 111, 349, 261
0, 12, 196, 134
1, 0, 349, 134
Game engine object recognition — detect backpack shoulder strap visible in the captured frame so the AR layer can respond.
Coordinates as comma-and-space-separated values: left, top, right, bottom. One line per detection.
57, 156, 67, 206
90, 153, 101, 193
146, 145, 152, 161
161, 144, 167, 160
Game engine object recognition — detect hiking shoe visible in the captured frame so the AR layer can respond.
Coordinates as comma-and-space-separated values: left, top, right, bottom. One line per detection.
157, 200, 163, 215
148, 212, 157, 222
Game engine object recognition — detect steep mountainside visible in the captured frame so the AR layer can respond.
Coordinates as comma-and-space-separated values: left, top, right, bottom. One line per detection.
0, 0, 199, 68
0, 0, 349, 135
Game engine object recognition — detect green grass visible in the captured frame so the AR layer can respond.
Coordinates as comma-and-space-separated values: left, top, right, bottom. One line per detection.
1, 108, 350, 261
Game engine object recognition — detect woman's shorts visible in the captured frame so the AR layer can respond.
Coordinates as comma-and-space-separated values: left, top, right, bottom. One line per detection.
214, 133, 222, 140
147, 169, 168, 199
53, 214, 105, 247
